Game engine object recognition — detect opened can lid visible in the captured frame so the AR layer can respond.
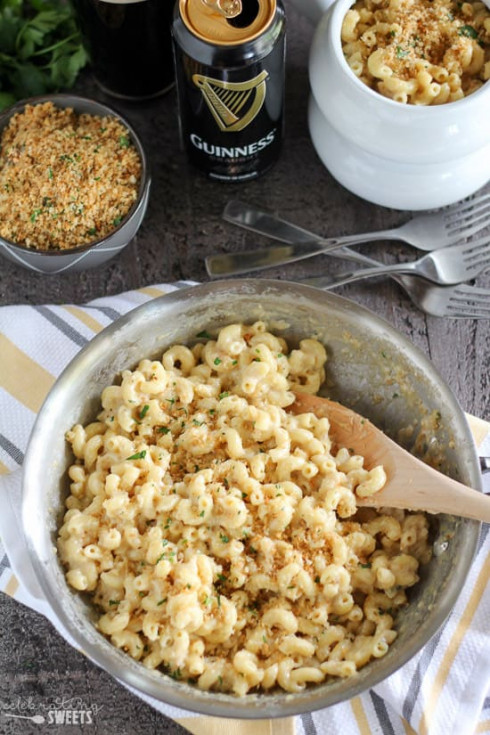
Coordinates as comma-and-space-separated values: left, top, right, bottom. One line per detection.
179, 0, 277, 46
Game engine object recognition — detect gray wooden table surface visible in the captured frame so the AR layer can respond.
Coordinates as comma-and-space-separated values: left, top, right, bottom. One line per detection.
1, 2, 490, 733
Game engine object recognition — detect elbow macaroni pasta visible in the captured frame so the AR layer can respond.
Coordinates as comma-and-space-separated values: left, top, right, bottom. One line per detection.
341, 0, 490, 104
58, 322, 431, 695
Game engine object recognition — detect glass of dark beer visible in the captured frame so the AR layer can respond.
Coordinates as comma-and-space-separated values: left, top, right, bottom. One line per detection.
71, 0, 175, 100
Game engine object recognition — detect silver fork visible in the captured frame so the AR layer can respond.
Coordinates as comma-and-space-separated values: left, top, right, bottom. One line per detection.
221, 205, 490, 318
299, 233, 490, 288
206, 194, 490, 276
315, 244, 490, 317
389, 278, 490, 318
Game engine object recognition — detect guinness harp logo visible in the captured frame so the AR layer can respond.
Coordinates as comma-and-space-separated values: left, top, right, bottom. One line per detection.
192, 70, 269, 132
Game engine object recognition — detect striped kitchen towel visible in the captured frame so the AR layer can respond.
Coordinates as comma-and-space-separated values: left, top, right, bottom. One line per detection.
1, 282, 490, 735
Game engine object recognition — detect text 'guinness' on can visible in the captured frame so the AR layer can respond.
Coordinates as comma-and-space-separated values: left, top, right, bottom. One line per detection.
172, 0, 286, 182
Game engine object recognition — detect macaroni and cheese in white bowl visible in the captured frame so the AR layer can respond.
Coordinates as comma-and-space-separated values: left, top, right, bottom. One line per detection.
308, 0, 490, 209
20, 280, 480, 716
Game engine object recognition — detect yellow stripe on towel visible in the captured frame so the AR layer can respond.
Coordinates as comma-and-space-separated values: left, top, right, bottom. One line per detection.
350, 696, 373, 735
176, 716, 295, 735
62, 306, 104, 334
401, 718, 419, 735
0, 335, 54, 413
466, 414, 490, 449
419, 550, 490, 735
5, 574, 19, 597
475, 719, 490, 733
138, 286, 173, 299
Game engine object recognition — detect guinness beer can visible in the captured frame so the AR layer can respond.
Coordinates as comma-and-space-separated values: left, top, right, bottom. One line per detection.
172, 0, 286, 182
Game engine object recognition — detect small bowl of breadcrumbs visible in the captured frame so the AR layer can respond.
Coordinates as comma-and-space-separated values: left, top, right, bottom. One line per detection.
0, 94, 150, 274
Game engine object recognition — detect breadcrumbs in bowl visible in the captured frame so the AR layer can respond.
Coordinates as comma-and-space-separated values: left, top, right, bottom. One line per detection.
0, 94, 150, 274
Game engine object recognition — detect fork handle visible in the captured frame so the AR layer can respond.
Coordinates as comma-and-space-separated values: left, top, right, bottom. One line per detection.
212, 201, 401, 276
206, 233, 399, 276
221, 203, 420, 289
300, 260, 424, 289
221, 203, 423, 295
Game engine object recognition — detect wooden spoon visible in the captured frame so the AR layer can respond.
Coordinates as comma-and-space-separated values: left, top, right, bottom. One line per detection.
290, 392, 490, 522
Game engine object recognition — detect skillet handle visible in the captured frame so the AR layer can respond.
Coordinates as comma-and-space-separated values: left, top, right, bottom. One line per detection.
480, 456, 490, 475
0, 470, 51, 616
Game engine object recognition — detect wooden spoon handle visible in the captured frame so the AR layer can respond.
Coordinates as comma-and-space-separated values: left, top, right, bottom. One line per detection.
357, 461, 490, 521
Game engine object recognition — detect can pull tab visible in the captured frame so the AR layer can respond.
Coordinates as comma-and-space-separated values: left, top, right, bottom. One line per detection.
203, 0, 242, 18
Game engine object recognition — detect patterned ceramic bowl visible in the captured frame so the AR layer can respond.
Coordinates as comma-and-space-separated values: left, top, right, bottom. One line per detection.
0, 94, 150, 274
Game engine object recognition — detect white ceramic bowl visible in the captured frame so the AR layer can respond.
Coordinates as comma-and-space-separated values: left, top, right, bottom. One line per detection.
307, 0, 490, 210
0, 94, 150, 274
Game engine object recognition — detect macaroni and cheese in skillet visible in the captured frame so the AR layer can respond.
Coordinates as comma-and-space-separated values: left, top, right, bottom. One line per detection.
58, 323, 431, 695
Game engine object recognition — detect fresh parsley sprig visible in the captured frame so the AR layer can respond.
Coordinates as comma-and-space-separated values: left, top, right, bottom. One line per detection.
0, 0, 88, 110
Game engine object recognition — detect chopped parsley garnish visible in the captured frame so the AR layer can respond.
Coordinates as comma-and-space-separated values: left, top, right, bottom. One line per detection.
139, 404, 150, 419
126, 450, 146, 460
395, 46, 409, 58
196, 330, 211, 339
220, 533, 230, 543
219, 391, 230, 400
119, 135, 130, 148
157, 426, 170, 434
214, 357, 222, 365
458, 24, 478, 38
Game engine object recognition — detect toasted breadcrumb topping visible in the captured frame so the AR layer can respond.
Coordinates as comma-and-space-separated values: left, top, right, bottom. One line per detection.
0, 102, 142, 251
342, 0, 490, 104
